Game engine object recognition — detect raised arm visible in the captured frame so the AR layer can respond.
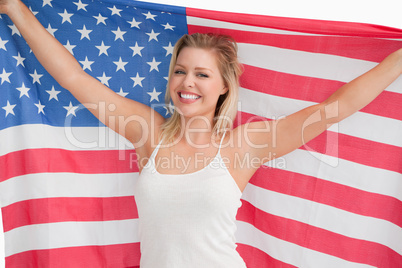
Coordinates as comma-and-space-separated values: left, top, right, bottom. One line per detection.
236, 48, 402, 168
0, 0, 164, 147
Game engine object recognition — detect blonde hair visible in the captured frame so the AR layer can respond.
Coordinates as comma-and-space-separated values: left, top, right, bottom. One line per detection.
160, 33, 243, 144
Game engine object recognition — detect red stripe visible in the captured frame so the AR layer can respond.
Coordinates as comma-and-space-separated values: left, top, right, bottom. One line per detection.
187, 7, 402, 38
5, 243, 140, 268
237, 200, 402, 267
0, 148, 139, 182
236, 243, 297, 268
188, 25, 402, 63
2, 196, 139, 232
251, 167, 402, 228
303, 130, 402, 174
235, 111, 402, 173
239, 64, 402, 121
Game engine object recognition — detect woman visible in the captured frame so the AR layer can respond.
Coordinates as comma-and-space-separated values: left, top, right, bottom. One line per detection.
1, 0, 401, 267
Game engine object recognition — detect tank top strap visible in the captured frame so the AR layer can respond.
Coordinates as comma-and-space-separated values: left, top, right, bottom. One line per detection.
149, 137, 164, 161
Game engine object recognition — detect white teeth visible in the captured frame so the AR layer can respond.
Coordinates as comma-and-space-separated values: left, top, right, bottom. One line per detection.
180, 93, 200, 99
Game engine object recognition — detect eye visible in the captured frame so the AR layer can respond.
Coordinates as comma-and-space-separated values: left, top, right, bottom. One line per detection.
174, 70, 185, 75
197, 73, 209, 78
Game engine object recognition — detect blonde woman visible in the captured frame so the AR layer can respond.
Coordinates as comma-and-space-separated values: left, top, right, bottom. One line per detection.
1, 0, 401, 267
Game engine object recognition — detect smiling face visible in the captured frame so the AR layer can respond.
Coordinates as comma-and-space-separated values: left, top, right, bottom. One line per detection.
161, 33, 242, 144
169, 47, 228, 121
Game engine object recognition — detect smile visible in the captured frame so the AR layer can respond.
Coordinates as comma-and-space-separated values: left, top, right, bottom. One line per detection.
177, 92, 201, 104
179, 92, 201, 99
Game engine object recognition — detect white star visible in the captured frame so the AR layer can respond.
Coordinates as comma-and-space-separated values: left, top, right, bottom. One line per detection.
147, 88, 162, 102
79, 56, 94, 71
117, 87, 129, 97
97, 72, 111, 86
127, 18, 141, 29
42, 0, 52, 7
163, 42, 174, 56
130, 42, 144, 57
146, 29, 160, 42
130, 73, 145, 87
161, 23, 175, 31
29, 69, 43, 84
64, 40, 76, 55
73, 0, 88, 11
0, 37, 8, 51
29, 6, 38, 16
0, 68, 12, 84
13, 52, 26, 67
16, 83, 30, 98
35, 100, 45, 114
112, 27, 126, 41
46, 86, 61, 101
93, 13, 107, 25
46, 24, 57, 37
113, 57, 128, 72
8, 24, 21, 36
108, 5, 122, 16
2, 101, 16, 117
147, 57, 161, 72
96, 41, 110, 56
77, 25, 92, 40
63, 102, 79, 117
142, 11, 157, 21
59, 9, 73, 24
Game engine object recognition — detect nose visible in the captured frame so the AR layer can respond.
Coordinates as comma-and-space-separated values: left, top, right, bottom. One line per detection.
183, 74, 195, 88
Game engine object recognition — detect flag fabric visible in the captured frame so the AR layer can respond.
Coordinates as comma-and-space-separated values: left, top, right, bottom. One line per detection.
0, 0, 401, 267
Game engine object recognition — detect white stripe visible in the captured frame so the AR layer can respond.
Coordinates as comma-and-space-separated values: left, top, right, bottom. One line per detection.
238, 87, 402, 147
0, 124, 133, 156
187, 16, 322, 36
241, 183, 402, 254
264, 149, 402, 202
235, 221, 375, 268
0, 173, 138, 207
4, 219, 139, 257
237, 42, 402, 93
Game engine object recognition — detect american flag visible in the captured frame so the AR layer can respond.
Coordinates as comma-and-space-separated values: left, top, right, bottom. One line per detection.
0, 0, 401, 267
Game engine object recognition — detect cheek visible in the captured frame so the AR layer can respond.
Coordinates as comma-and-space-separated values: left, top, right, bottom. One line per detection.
168, 78, 178, 95
170, 74, 183, 86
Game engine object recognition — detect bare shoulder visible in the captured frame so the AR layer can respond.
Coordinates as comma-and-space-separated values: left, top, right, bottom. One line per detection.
230, 120, 273, 153
220, 123, 272, 191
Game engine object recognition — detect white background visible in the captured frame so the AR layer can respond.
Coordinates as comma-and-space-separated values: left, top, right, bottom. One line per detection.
1, 0, 401, 267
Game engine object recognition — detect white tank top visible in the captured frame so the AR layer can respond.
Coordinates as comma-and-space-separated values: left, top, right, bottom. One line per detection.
135, 132, 246, 267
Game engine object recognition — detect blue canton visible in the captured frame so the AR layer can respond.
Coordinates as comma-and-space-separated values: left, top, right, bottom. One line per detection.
0, 0, 188, 130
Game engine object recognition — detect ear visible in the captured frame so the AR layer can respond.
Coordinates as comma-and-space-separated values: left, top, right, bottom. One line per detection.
220, 86, 229, 95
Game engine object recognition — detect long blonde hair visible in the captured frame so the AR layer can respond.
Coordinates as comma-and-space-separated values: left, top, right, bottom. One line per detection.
160, 33, 243, 144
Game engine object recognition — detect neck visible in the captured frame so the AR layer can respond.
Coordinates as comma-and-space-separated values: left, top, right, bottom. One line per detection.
179, 115, 216, 146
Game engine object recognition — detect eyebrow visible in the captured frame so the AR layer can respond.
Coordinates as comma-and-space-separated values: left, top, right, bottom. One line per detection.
175, 63, 213, 72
